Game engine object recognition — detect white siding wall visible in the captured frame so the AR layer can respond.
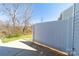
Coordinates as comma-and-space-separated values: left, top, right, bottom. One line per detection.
73, 4, 79, 55
62, 5, 74, 20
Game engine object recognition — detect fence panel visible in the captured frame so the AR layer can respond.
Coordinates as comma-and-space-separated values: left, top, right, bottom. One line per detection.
32, 19, 73, 53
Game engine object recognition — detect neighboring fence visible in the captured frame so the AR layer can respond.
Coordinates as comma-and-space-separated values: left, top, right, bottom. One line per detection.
32, 19, 73, 55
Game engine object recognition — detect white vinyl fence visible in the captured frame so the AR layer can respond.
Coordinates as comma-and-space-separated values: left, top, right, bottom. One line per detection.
32, 4, 79, 56
32, 19, 73, 55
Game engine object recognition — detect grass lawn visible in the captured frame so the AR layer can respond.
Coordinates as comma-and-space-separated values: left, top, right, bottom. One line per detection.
1, 34, 32, 43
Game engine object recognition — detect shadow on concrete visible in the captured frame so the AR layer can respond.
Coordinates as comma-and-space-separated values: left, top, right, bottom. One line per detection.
0, 45, 42, 56
20, 41, 61, 56
0, 41, 66, 56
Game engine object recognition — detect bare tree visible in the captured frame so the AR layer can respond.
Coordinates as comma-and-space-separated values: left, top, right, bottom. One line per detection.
16, 4, 32, 34
5, 20, 10, 34
1, 3, 32, 34
23, 5, 32, 33
2, 4, 19, 33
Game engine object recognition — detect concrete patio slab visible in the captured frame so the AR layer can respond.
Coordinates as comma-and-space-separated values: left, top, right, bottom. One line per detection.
0, 39, 40, 56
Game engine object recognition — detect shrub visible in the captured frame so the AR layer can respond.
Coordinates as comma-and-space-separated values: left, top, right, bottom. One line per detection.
6, 33, 21, 38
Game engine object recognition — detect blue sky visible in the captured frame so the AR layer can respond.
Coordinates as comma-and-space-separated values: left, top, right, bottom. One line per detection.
0, 3, 73, 24
31, 3, 73, 24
